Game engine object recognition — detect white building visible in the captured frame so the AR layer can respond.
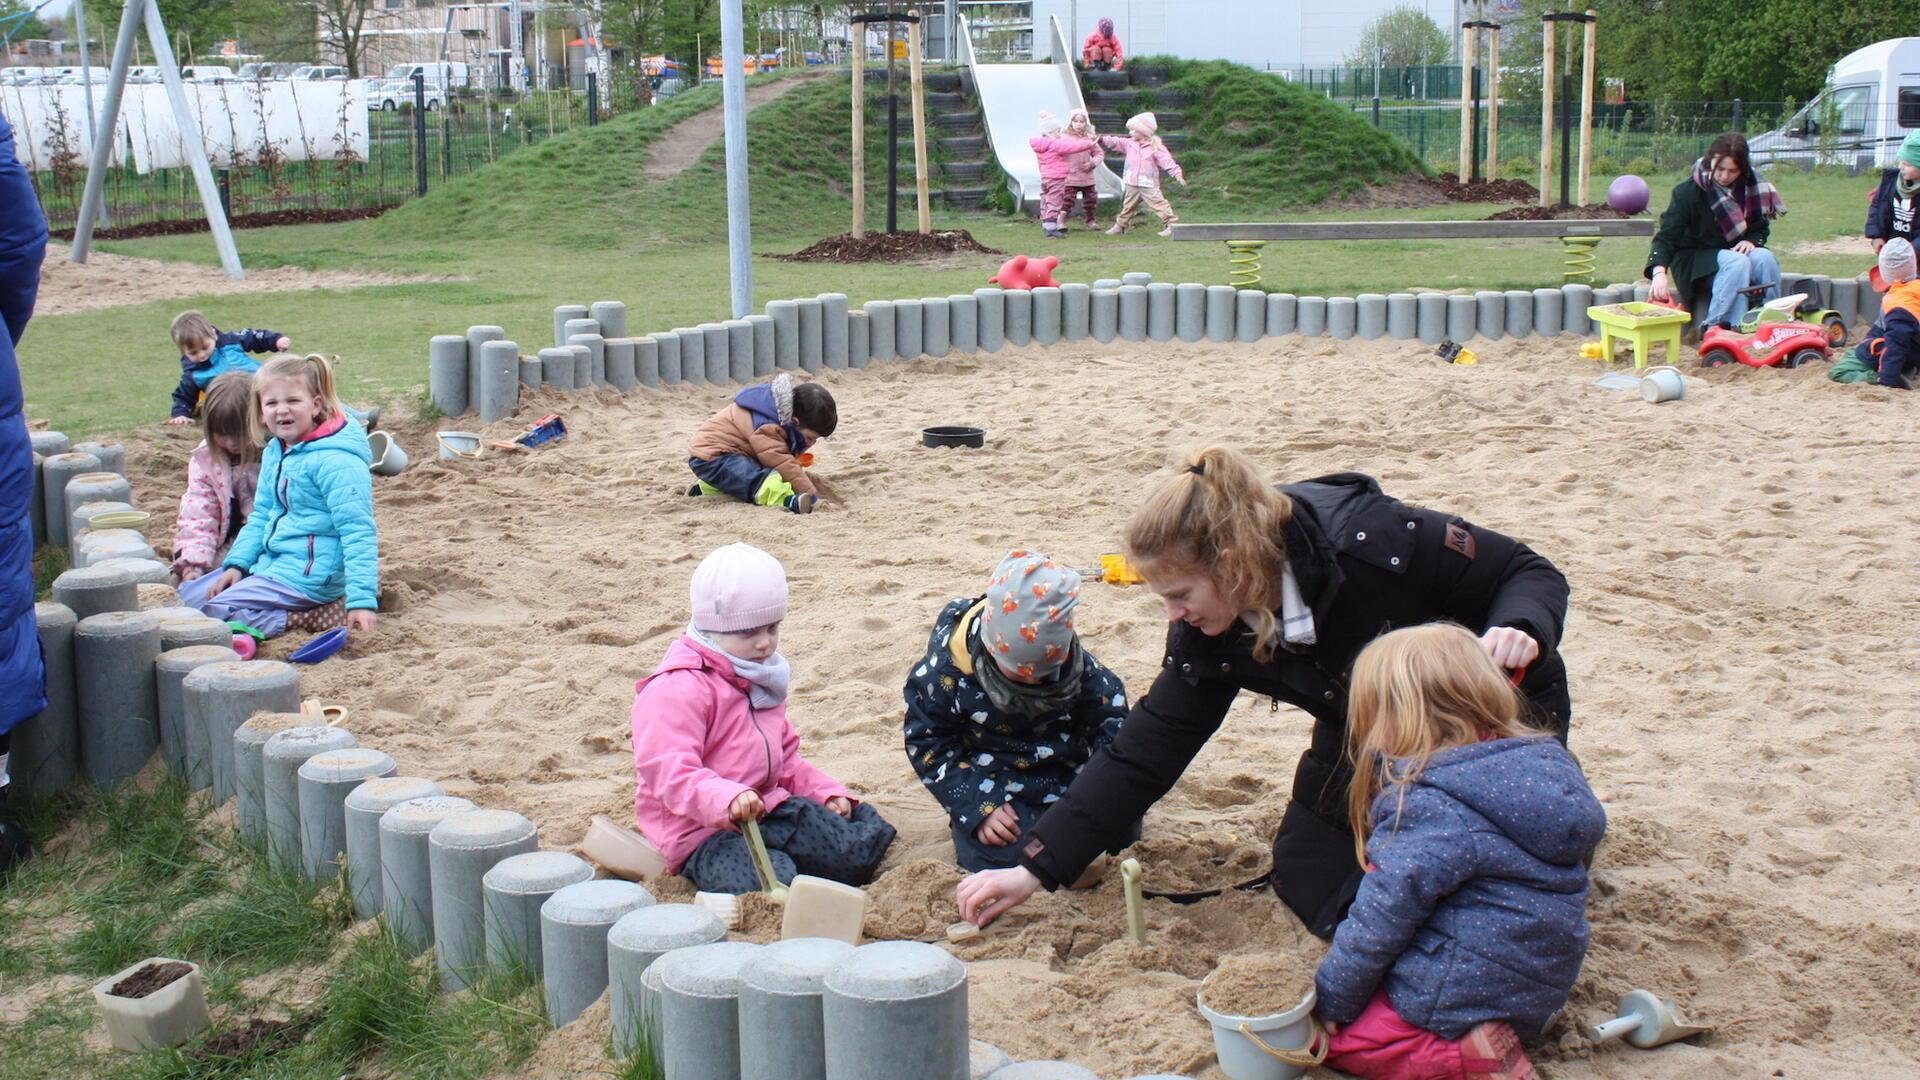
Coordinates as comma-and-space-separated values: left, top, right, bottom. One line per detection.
1029, 0, 1461, 69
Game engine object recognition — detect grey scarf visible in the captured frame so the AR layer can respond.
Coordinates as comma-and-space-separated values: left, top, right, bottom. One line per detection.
1899, 174, 1919, 202
970, 624, 1084, 717
689, 626, 791, 709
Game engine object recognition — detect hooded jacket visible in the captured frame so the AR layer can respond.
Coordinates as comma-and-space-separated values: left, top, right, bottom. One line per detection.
1862, 280, 1920, 387
173, 442, 261, 579
1315, 737, 1606, 1040
169, 328, 282, 419
1081, 26, 1125, 69
631, 634, 853, 872
0, 112, 47, 733
1063, 114, 1100, 187
688, 373, 818, 497
1098, 133, 1183, 192
1030, 134, 1098, 182
223, 414, 379, 610
1864, 168, 1918, 245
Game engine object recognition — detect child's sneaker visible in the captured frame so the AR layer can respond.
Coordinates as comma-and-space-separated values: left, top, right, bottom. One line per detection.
1459, 1021, 1537, 1080
686, 482, 705, 497
784, 493, 820, 514
286, 599, 347, 634
1157, 226, 1174, 238
1105, 225, 1125, 236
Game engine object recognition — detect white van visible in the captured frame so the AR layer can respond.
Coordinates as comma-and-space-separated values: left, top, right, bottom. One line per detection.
1749, 37, 1920, 172
182, 65, 238, 83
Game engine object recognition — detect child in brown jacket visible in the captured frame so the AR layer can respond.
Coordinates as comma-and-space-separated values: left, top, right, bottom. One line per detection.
686, 373, 835, 513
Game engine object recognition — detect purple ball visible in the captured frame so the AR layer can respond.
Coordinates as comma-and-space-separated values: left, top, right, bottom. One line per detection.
1608, 174, 1650, 214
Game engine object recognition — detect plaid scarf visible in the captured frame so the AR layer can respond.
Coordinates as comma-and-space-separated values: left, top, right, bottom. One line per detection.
1693, 157, 1786, 242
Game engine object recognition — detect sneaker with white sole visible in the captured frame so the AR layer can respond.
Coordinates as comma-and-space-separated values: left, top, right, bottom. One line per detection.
1105, 225, 1125, 236
1459, 1021, 1537, 1080
1157, 227, 1174, 237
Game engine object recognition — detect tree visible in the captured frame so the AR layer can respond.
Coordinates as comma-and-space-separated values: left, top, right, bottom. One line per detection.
298, 0, 376, 77
1, 0, 51, 43
1345, 5, 1451, 69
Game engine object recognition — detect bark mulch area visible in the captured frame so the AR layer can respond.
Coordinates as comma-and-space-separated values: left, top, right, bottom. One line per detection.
1426, 172, 1542, 203
771, 229, 1002, 263
1486, 203, 1633, 221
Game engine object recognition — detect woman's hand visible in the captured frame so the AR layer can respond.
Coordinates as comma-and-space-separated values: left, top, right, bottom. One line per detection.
347, 609, 377, 634
824, 796, 853, 819
1479, 626, 1540, 671
974, 803, 1021, 847
205, 568, 243, 599
956, 865, 1041, 927
1648, 267, 1672, 303
1733, 240, 1757, 255
729, 789, 766, 826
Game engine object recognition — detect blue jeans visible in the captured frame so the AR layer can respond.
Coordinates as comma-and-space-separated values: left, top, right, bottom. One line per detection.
687, 454, 771, 503
949, 799, 1142, 873
1704, 246, 1780, 328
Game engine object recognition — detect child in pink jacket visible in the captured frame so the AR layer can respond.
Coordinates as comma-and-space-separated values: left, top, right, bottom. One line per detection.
631, 543, 896, 892
1061, 109, 1101, 228
1029, 110, 1097, 239
1102, 112, 1186, 237
171, 372, 261, 582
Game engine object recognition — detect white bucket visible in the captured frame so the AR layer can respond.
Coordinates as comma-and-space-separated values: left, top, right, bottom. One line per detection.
436, 431, 482, 460
367, 431, 409, 476
1640, 366, 1685, 403
1197, 987, 1324, 1080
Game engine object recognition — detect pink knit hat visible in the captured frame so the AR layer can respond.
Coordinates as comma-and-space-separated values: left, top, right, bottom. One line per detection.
1037, 109, 1060, 133
689, 543, 788, 633
1127, 111, 1157, 135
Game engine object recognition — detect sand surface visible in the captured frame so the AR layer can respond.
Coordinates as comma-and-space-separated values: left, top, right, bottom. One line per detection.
115, 333, 1920, 1078
30, 243, 450, 315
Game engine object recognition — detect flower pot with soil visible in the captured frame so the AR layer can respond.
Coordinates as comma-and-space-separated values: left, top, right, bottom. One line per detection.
92, 957, 211, 1051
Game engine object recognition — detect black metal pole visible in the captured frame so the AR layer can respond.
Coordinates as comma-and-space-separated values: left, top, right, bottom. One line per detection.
1469, 67, 1482, 184
588, 72, 599, 124
1732, 98, 1743, 133
217, 168, 232, 221
413, 73, 429, 197
886, 24, 899, 234
1559, 72, 1572, 207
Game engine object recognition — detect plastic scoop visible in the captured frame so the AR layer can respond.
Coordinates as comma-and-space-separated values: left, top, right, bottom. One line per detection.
578, 814, 667, 881
744, 817, 788, 902
289, 627, 348, 664
1120, 857, 1146, 945
1587, 989, 1713, 1049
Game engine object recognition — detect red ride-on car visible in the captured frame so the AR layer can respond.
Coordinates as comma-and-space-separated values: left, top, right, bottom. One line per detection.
1698, 293, 1833, 369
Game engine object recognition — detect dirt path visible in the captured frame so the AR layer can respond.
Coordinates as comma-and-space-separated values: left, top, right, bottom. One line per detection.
32, 243, 454, 316
642, 76, 816, 181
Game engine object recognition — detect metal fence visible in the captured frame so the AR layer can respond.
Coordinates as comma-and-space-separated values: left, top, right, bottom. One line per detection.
1286, 64, 1466, 103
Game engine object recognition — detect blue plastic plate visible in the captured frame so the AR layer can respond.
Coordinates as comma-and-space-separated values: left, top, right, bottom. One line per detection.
289, 627, 349, 664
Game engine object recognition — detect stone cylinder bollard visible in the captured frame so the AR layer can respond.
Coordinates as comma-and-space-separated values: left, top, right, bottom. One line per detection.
1296, 296, 1329, 337
431, 809, 540, 990
635, 337, 661, 388
740, 937, 857, 1080
1204, 285, 1236, 342
974, 289, 1005, 353
30, 431, 70, 457
1532, 288, 1564, 336
657, 941, 764, 1080
429, 335, 469, 417
864, 301, 897, 362
767, 300, 801, 370
76, 531, 158, 569
1143, 282, 1175, 341
1002, 290, 1032, 348
1446, 295, 1477, 341
1327, 296, 1358, 340
895, 299, 926, 359
154, 646, 237, 779
568, 333, 607, 388
553, 305, 589, 349
1562, 284, 1595, 336
541, 879, 656, 1026
157, 615, 228, 652
1504, 290, 1534, 338
1632, 282, 1651, 303
746, 315, 776, 377
184, 660, 302, 805
568, 345, 591, 392
1386, 293, 1417, 339
29, 452, 43, 547
1416, 293, 1449, 344
52, 564, 136, 623
263, 725, 358, 870
465, 326, 505, 415
796, 298, 824, 371
590, 301, 628, 340
298, 747, 396, 881
64, 473, 131, 553
1026, 289, 1059, 347
846, 311, 869, 369
92, 556, 167, 586
1091, 278, 1121, 290
1089, 288, 1119, 343
1120, 271, 1152, 287
74, 611, 161, 789
1059, 283, 1092, 342
988, 1064, 1101, 1079
972, 1041, 1015, 1078
608, 903, 728, 1058
726, 320, 755, 382
1267, 293, 1298, 336
675, 328, 706, 386
605, 338, 638, 392
1118, 285, 1148, 342
12, 602, 78, 796
41, 451, 102, 550
823, 941, 969, 1080
700, 323, 731, 384
344, 776, 444, 920
478, 340, 521, 424
923, 296, 953, 356
481, 850, 594, 978
820, 294, 850, 368
233, 712, 310, 846
1831, 277, 1860, 326
379, 795, 476, 954
1234, 289, 1266, 343
539, 348, 576, 392
1853, 273, 1876, 326
563, 317, 600, 345
71, 441, 124, 477
652, 333, 683, 384
520, 355, 543, 388
1173, 282, 1205, 341
1346, 293, 1383, 341
946, 295, 979, 354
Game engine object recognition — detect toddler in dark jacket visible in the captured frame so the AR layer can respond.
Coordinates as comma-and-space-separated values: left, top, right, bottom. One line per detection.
1315, 623, 1605, 1080
166, 310, 288, 423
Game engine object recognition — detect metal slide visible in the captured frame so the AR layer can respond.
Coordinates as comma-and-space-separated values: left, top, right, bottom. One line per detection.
959, 14, 1121, 211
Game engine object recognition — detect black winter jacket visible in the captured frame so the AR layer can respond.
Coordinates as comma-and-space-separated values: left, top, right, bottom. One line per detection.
1017, 474, 1572, 935
170, 327, 282, 418
1864, 169, 1918, 246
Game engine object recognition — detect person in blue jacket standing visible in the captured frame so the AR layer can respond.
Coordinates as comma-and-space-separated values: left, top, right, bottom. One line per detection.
1, 112, 50, 877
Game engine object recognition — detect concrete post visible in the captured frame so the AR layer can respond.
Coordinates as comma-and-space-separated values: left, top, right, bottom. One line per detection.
1121, 271, 1152, 287
1415, 294, 1448, 343
541, 879, 655, 1026
1532, 288, 1565, 336
263, 725, 358, 870
725, 320, 755, 382
42, 451, 102, 550
539, 348, 576, 392
563, 317, 600, 344
157, 614, 228, 652
1504, 290, 1534, 338
76, 531, 158, 569
1386, 294, 1417, 339
1026, 289, 1058, 347
481, 850, 595, 978
972, 1042, 1015, 1078
1633, 283, 1651, 302
847, 311, 870, 369
748, 315, 777, 377
66, 498, 133, 557
11, 602, 78, 796
797, 298, 825, 370
1118, 285, 1148, 342
605, 338, 638, 392
819, 294, 850, 368
570, 345, 592, 390
947, 295, 979, 354
465, 326, 505, 416
1562, 284, 1594, 335
923, 297, 953, 356
1853, 274, 1876, 326
1174, 283, 1206, 341
987, 1064, 1101, 1079
1296, 297, 1329, 338
768, 300, 801, 370
974, 289, 1005, 353
53, 564, 136, 621
994, 290, 1027, 349
74, 611, 160, 789
154, 645, 237, 780
1356, 294, 1389, 340
379, 795, 477, 954
1144, 282, 1175, 341
431, 809, 540, 990
608, 903, 728, 1058
183, 660, 303, 806
519, 356, 543, 389
822, 941, 969, 1080
675, 329, 706, 386
298, 747, 396, 881
479, 340, 521, 423
1236, 289, 1268, 342
1267, 293, 1297, 336
568, 333, 606, 389
229, 712, 306, 845
430, 335, 470, 417
590, 301, 629, 340
1060, 283, 1092, 342
1091, 279, 1122, 290
740, 937, 857, 1080
28, 452, 43, 548
29, 431, 70, 457
865, 301, 897, 362
1327, 296, 1358, 340
1830, 277, 1859, 326
70, 441, 124, 477
64, 472, 131, 556
895, 299, 926, 359
1442, 295, 1475, 342
653, 333, 684, 384
1204, 285, 1236, 342
1089, 288, 1119, 343
553, 305, 589, 349
636, 337, 662, 388
344, 776, 445, 921
94, 558, 169, 587
656, 941, 765, 1080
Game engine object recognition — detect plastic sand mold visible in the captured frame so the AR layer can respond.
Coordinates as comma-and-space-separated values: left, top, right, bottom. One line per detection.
226, 621, 265, 642
289, 628, 349, 665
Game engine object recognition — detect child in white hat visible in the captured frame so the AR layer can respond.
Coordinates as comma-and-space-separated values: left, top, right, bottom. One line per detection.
1099, 112, 1186, 237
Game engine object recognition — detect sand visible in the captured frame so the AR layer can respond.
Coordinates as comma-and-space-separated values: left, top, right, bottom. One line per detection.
30, 243, 452, 316
110, 333, 1920, 1078
1200, 951, 1320, 1018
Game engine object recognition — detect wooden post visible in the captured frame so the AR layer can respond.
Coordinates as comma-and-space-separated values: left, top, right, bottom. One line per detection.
908, 10, 932, 233
1458, 25, 1475, 180
851, 22, 865, 238
1578, 10, 1597, 205
1539, 15, 1555, 208
1486, 28, 1500, 181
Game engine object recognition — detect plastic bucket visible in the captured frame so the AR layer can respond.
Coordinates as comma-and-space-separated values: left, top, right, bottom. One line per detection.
368, 431, 409, 476
1640, 366, 1685, 403
1196, 987, 1325, 1080
436, 431, 482, 460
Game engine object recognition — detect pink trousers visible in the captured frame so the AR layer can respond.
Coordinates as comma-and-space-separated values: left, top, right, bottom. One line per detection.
1324, 993, 1531, 1080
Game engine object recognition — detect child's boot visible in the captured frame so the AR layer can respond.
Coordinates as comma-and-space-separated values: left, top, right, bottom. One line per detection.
287, 600, 348, 633
686, 479, 725, 497
1460, 1022, 1537, 1080
784, 493, 820, 514
1157, 226, 1174, 238
1105, 224, 1125, 236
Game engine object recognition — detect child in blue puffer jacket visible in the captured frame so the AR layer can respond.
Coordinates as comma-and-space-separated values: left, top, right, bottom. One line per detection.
1314, 623, 1605, 1080
179, 354, 379, 639
166, 310, 289, 424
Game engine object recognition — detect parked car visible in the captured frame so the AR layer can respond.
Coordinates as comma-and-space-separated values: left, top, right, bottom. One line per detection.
181, 66, 238, 84
237, 62, 302, 81
1748, 37, 1920, 172
289, 65, 348, 81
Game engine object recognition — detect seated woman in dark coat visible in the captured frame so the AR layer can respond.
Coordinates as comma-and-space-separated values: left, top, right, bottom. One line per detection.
1647, 132, 1786, 339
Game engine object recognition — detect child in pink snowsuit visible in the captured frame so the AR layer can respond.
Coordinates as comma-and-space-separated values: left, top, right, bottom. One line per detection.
1101, 112, 1185, 237
1029, 110, 1097, 239
630, 543, 896, 893
1061, 109, 1101, 227
171, 371, 261, 583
